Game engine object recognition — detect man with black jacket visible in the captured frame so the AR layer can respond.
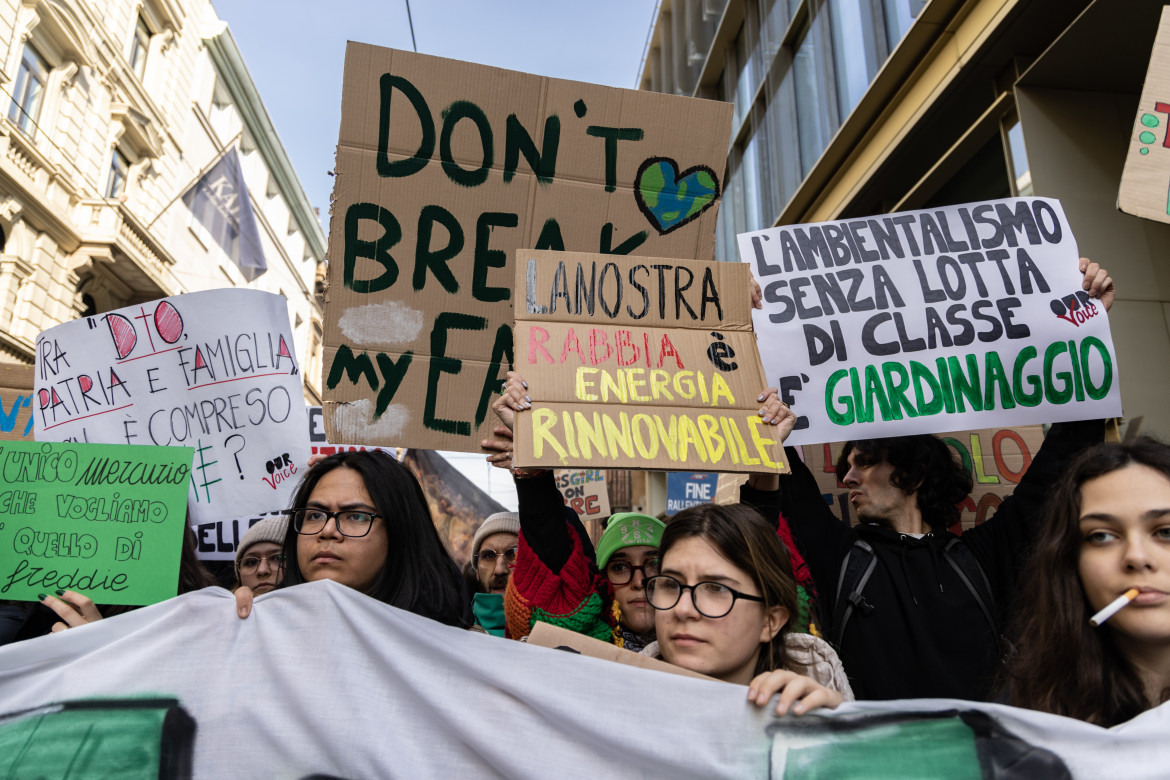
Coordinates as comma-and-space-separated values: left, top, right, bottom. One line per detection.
742, 259, 1114, 701
743, 420, 1102, 701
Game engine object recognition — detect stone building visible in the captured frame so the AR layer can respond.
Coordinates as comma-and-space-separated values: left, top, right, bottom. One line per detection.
0, 0, 325, 402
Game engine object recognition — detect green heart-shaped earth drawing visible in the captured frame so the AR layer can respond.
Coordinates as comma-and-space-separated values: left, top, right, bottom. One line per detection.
634, 157, 721, 235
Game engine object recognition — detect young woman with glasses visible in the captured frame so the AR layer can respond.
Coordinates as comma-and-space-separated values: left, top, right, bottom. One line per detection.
231, 516, 288, 595
642, 504, 852, 715
234, 450, 468, 627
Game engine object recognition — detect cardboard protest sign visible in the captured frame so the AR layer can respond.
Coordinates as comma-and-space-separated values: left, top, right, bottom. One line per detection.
32, 289, 309, 530
665, 471, 717, 515
800, 425, 1045, 532
0, 363, 34, 441
513, 249, 788, 472
0, 440, 191, 605
323, 43, 733, 454
741, 198, 1122, 445
1119, 7, 1170, 223
554, 469, 610, 524
307, 406, 395, 459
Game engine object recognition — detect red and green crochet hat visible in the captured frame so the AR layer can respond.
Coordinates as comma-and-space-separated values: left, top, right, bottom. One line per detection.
597, 513, 666, 567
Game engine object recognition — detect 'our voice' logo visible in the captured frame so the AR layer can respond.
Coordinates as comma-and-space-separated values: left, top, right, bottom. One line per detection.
1050, 291, 1100, 327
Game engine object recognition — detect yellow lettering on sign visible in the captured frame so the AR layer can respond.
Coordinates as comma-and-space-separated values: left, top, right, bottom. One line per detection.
531, 408, 568, 464
748, 417, 782, 470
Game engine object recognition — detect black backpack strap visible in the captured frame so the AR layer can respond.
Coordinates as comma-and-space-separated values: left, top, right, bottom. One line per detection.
830, 539, 878, 649
942, 538, 999, 636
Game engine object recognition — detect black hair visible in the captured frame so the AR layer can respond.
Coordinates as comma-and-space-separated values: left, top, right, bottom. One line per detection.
836, 435, 972, 530
279, 450, 467, 627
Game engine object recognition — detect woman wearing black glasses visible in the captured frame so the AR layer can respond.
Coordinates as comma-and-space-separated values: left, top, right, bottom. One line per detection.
643, 504, 852, 715
234, 450, 468, 628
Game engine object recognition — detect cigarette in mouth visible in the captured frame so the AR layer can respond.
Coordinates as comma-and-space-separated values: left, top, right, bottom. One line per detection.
1089, 588, 1140, 627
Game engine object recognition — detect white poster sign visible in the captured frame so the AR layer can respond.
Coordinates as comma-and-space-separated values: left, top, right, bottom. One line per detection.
739, 198, 1122, 445
34, 289, 308, 531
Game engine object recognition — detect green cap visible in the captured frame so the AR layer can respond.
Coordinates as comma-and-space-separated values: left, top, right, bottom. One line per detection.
597, 513, 666, 568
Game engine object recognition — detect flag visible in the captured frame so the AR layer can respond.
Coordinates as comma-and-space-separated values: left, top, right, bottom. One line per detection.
181, 148, 266, 280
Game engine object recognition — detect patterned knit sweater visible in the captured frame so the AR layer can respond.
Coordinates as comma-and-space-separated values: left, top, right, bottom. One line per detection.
506, 472, 818, 644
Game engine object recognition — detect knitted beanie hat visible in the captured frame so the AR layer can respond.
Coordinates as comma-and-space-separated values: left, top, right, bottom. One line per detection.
234, 515, 290, 576
596, 513, 666, 567
472, 511, 521, 561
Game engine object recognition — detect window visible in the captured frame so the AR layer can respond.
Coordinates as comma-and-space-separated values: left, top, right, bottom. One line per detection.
8, 45, 49, 137
792, 15, 840, 177
883, 0, 927, 45
129, 16, 151, 79
106, 148, 130, 198
1004, 116, 1033, 197
829, 0, 890, 117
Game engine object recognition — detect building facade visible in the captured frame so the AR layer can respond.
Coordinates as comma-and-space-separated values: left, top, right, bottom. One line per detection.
640, 0, 1169, 440
0, 0, 326, 401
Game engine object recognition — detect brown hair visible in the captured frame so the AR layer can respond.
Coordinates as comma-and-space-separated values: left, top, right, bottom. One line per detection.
1002, 437, 1170, 725
659, 504, 800, 677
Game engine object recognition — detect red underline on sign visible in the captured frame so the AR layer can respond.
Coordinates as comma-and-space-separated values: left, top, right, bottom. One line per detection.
42, 403, 135, 431
188, 371, 287, 390
118, 346, 183, 363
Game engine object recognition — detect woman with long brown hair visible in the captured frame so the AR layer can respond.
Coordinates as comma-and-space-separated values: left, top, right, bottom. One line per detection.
1002, 437, 1170, 726
643, 503, 853, 715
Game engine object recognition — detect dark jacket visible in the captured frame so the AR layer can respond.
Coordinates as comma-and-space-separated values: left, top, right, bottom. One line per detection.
747, 420, 1103, 701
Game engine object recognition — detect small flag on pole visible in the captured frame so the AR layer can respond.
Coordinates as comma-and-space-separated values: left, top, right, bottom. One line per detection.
181, 148, 266, 280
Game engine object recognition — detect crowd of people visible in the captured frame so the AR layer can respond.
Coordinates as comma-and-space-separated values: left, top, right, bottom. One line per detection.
3, 258, 1167, 730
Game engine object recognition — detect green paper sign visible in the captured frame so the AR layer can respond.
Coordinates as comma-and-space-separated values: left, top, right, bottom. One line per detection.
0, 440, 193, 605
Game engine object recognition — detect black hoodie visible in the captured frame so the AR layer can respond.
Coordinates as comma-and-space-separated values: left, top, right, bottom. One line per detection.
745, 419, 1104, 701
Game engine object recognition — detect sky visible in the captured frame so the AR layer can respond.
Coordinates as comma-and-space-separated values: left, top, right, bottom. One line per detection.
211, 0, 659, 221
211, 0, 661, 509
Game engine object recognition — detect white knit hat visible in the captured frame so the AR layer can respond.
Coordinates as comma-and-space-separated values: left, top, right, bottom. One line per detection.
472, 511, 520, 562
234, 515, 289, 575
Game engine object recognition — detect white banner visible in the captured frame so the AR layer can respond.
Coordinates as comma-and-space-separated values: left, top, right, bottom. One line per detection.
740, 198, 1122, 445
34, 289, 309, 530
0, 582, 1165, 778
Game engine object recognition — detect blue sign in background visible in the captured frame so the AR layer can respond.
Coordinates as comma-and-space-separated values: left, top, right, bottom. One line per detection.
666, 472, 717, 516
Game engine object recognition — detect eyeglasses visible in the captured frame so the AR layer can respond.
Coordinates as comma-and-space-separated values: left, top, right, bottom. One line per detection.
239, 553, 286, 574
476, 547, 518, 567
291, 508, 380, 538
644, 574, 765, 618
604, 557, 660, 586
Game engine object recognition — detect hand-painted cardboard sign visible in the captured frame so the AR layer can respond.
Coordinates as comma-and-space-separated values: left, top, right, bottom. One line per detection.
513, 249, 788, 473
322, 44, 733, 454
0, 363, 34, 441
0, 440, 191, 605
741, 198, 1122, 445
1119, 7, 1170, 223
665, 471, 716, 515
32, 289, 309, 529
801, 425, 1045, 532
554, 469, 610, 523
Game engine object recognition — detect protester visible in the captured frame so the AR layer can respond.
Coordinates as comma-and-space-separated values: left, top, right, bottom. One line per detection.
469, 511, 520, 635
472, 512, 520, 596
743, 259, 1114, 702
234, 450, 469, 628
641, 503, 852, 715
484, 373, 664, 649
232, 516, 288, 595
1001, 438, 1170, 725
